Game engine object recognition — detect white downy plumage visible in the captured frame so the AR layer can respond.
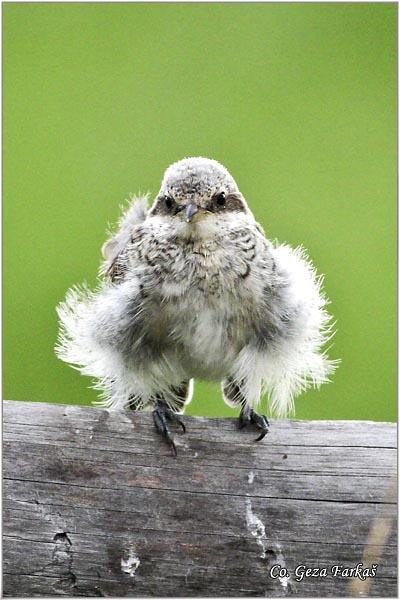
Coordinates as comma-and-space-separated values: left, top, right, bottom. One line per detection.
56, 157, 337, 419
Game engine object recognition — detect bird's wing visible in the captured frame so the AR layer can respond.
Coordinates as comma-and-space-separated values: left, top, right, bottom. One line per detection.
101, 194, 149, 282
229, 243, 337, 417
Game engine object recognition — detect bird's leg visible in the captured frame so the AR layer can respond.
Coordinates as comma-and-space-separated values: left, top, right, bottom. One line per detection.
152, 396, 186, 457
222, 377, 270, 442
239, 405, 270, 442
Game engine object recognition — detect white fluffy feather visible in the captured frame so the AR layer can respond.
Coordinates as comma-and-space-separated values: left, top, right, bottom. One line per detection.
232, 244, 337, 417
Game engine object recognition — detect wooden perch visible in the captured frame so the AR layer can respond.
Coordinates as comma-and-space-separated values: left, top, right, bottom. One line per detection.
3, 399, 397, 597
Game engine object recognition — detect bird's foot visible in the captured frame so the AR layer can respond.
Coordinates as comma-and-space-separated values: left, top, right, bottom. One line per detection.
153, 399, 186, 456
239, 407, 269, 442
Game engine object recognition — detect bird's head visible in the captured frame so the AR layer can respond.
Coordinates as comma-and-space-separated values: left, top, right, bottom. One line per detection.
148, 157, 251, 229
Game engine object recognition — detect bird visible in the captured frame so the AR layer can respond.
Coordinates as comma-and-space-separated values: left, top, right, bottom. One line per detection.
56, 157, 337, 455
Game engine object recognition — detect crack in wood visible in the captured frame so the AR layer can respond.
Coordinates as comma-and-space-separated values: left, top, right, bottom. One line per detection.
4, 476, 397, 505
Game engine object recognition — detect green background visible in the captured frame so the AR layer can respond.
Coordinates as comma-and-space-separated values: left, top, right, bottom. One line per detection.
4, 3, 397, 421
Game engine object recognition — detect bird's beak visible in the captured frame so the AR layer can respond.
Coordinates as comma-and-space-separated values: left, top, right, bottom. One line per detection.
184, 202, 199, 223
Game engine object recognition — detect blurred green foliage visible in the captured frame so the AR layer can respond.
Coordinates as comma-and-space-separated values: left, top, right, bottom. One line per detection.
4, 3, 396, 421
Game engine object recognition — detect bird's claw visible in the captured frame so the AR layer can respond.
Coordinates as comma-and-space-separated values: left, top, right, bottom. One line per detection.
153, 400, 186, 456
239, 408, 269, 442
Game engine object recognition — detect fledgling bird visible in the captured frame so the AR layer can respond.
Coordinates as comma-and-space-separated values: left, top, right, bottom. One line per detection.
56, 157, 337, 454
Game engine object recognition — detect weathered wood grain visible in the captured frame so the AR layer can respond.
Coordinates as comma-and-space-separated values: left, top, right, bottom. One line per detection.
3, 399, 397, 597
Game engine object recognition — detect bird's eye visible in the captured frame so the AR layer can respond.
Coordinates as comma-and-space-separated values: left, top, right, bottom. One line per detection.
165, 196, 174, 209
216, 192, 226, 206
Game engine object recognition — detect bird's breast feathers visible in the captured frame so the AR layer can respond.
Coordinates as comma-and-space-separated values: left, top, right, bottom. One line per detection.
119, 216, 275, 378
130, 213, 269, 302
